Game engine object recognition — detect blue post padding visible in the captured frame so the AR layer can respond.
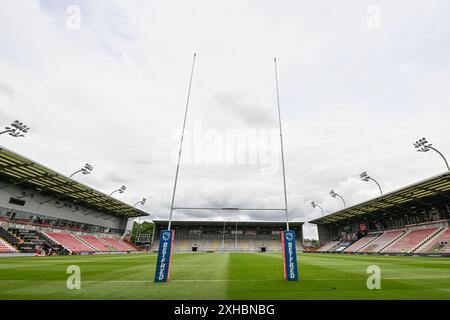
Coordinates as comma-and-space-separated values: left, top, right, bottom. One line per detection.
282, 230, 299, 281
154, 230, 174, 282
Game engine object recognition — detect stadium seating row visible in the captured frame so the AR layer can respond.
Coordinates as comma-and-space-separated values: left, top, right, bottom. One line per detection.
359, 230, 405, 253
0, 237, 18, 253
318, 226, 450, 254
383, 228, 439, 253
0, 225, 139, 255
417, 228, 450, 253
343, 234, 377, 253
45, 232, 138, 254
317, 241, 340, 252
170, 238, 295, 252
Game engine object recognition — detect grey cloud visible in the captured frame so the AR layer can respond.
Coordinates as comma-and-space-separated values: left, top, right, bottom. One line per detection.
0, 81, 15, 100
214, 92, 274, 126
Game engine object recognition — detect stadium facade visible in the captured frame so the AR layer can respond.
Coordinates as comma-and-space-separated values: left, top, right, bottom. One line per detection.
152, 220, 303, 252
310, 171, 450, 256
0, 146, 148, 255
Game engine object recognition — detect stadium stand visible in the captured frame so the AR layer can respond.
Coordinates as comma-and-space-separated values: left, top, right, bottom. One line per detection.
359, 230, 405, 253
382, 227, 441, 253
100, 237, 138, 252
210, 239, 221, 251
0, 146, 148, 256
0, 227, 19, 249
153, 220, 303, 253
8, 227, 66, 254
333, 241, 351, 252
343, 234, 378, 253
0, 237, 18, 254
310, 172, 450, 256
78, 235, 113, 252
45, 232, 96, 253
416, 228, 450, 253
268, 239, 282, 252
317, 241, 340, 252
173, 239, 193, 251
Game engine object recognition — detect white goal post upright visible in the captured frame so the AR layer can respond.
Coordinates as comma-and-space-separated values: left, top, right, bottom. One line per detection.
274, 57, 290, 231
167, 53, 197, 231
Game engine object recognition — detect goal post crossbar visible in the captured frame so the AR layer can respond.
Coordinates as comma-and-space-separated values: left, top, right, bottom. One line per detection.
172, 207, 287, 211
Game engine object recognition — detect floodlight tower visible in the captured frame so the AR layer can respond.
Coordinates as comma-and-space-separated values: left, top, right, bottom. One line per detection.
110, 185, 127, 196
330, 189, 346, 208
0, 120, 30, 137
134, 197, 147, 207
413, 137, 449, 171
70, 163, 94, 178
360, 171, 383, 195
310, 201, 324, 216
134, 198, 147, 241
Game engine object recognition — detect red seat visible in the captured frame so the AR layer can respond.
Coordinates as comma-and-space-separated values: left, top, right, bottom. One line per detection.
79, 235, 111, 252
0, 238, 18, 254
344, 234, 378, 253
359, 230, 404, 253
417, 228, 450, 253
100, 237, 138, 251
383, 228, 438, 253
46, 232, 94, 253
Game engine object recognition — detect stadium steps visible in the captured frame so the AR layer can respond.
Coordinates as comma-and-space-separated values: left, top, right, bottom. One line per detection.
317, 241, 340, 252
411, 228, 444, 253
356, 234, 381, 252
99, 237, 137, 251
375, 230, 407, 253
45, 232, 95, 253
359, 230, 405, 253
97, 236, 118, 251
0, 227, 20, 249
0, 237, 18, 254
382, 228, 439, 253
124, 240, 140, 251
73, 234, 101, 252
343, 234, 379, 253
414, 227, 449, 253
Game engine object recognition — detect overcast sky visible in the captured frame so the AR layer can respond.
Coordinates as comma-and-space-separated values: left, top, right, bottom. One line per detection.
1, 1, 450, 239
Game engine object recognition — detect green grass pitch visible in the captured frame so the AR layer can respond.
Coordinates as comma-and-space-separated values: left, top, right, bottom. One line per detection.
1, 253, 450, 299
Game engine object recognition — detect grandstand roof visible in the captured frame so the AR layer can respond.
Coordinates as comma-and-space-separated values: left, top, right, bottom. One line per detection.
153, 220, 303, 227
310, 171, 450, 225
0, 145, 148, 218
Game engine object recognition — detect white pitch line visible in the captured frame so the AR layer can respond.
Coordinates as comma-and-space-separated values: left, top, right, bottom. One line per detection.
3, 276, 450, 284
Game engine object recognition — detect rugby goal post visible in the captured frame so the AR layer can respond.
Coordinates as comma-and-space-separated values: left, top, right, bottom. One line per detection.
154, 54, 298, 282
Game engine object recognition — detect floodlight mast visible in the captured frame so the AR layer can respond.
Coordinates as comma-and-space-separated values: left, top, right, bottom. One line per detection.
330, 189, 346, 208
70, 163, 94, 178
168, 53, 197, 231
134, 197, 147, 241
310, 201, 324, 216
1, 120, 30, 137
414, 137, 449, 171
110, 185, 127, 196
274, 57, 290, 231
360, 171, 383, 195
